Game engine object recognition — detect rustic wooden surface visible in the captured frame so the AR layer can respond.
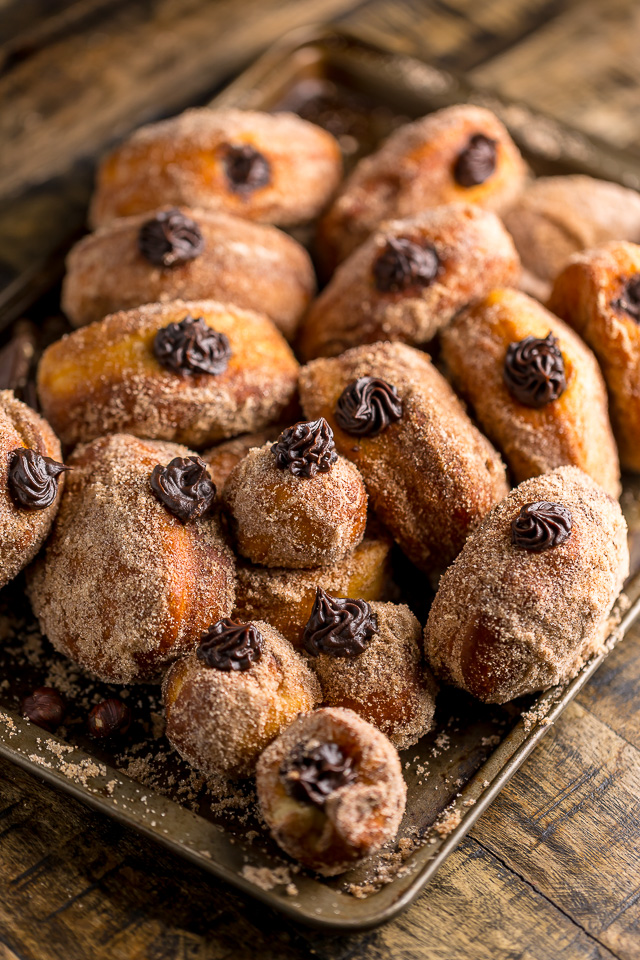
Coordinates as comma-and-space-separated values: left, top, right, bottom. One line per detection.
2, 1, 640, 958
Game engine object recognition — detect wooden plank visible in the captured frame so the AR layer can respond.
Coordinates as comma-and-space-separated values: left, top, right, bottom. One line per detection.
578, 624, 640, 752
472, 701, 640, 960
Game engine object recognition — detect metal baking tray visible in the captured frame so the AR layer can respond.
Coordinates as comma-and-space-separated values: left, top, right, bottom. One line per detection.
2, 27, 640, 933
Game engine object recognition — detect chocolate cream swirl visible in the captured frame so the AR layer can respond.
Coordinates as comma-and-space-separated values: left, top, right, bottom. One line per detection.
271, 418, 338, 478
503, 332, 567, 408
511, 500, 573, 552
150, 456, 216, 523
335, 376, 403, 438
281, 741, 357, 809
138, 208, 205, 268
373, 237, 440, 293
8, 448, 68, 509
303, 587, 378, 658
153, 314, 231, 377
196, 618, 264, 672
453, 133, 497, 187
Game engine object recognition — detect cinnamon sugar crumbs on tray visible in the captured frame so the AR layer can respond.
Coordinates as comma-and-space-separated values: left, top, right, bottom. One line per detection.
240, 865, 294, 891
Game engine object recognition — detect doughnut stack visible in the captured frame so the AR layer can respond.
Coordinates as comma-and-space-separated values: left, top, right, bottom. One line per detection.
3, 99, 636, 877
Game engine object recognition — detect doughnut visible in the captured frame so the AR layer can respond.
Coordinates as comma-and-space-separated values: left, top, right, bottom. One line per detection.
233, 522, 394, 646
90, 108, 342, 229
440, 288, 620, 498
0, 391, 66, 589
256, 707, 406, 875
547, 241, 640, 472
26, 434, 236, 684
221, 420, 368, 568
37, 299, 299, 449
298, 204, 520, 360
62, 207, 315, 340
298, 341, 508, 572
303, 592, 438, 750
202, 427, 281, 490
424, 466, 628, 703
503, 175, 640, 299
318, 104, 527, 270
162, 618, 320, 779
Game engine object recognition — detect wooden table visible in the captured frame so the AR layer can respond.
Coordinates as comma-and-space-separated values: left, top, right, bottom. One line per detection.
2, 2, 640, 958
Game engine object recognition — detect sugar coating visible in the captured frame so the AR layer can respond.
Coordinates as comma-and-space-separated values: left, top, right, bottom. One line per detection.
162, 620, 321, 778
424, 466, 629, 703
27, 433, 236, 684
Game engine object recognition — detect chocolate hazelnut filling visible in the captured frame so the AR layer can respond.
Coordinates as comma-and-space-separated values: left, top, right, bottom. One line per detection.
271, 418, 338, 478
138, 208, 205, 268
223, 144, 271, 193
153, 314, 231, 377
511, 501, 573, 552
612, 274, 640, 322
150, 456, 216, 523
281, 741, 357, 808
196, 618, 264, 672
303, 587, 377, 658
335, 376, 403, 437
454, 133, 497, 187
373, 237, 440, 293
7, 448, 68, 509
503, 333, 567, 408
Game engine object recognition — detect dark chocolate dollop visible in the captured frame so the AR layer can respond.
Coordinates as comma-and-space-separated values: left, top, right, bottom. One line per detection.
150, 456, 216, 523
511, 501, 573, 552
303, 587, 377, 658
282, 741, 357, 809
612, 274, 640, 322
271, 418, 338, 478
153, 314, 231, 377
223, 144, 271, 193
196, 618, 264, 672
373, 237, 440, 293
453, 133, 497, 187
138, 208, 205, 268
503, 333, 567, 408
335, 376, 403, 438
7, 448, 68, 510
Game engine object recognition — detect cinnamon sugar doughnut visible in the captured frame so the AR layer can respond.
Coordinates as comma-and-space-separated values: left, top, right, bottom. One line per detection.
303, 593, 438, 750
503, 175, 640, 298
27, 434, 236, 684
221, 423, 368, 569
0, 391, 66, 589
298, 342, 508, 572
548, 241, 640, 472
162, 619, 320, 779
202, 427, 281, 489
299, 204, 520, 360
256, 707, 406, 875
318, 104, 527, 270
37, 299, 299, 448
62, 207, 316, 340
90, 108, 342, 229
440, 288, 621, 497
233, 523, 394, 645
424, 466, 628, 703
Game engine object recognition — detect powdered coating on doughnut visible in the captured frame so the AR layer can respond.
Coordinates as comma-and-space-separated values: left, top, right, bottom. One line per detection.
424, 466, 629, 703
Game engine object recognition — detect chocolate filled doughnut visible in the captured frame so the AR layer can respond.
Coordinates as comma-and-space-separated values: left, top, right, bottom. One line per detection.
90, 108, 342, 229
62, 208, 316, 340
256, 707, 406, 875
37, 299, 299, 449
318, 104, 527, 270
424, 466, 628, 703
440, 288, 620, 497
27, 434, 236, 683
303, 591, 438, 750
548, 241, 640, 472
298, 204, 520, 360
221, 420, 368, 568
0, 391, 67, 589
298, 342, 508, 572
162, 618, 320, 778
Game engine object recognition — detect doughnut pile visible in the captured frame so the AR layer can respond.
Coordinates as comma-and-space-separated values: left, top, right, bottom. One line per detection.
5, 99, 635, 878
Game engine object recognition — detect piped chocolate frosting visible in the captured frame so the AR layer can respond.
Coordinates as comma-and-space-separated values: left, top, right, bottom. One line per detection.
8, 448, 68, 509
271, 418, 338, 478
612, 274, 640, 322
153, 314, 231, 377
335, 376, 403, 437
150, 456, 216, 523
303, 587, 377, 658
453, 133, 497, 187
373, 237, 440, 293
223, 144, 271, 193
282, 741, 357, 809
196, 618, 264, 672
138, 208, 204, 268
503, 333, 567, 408
511, 500, 573, 552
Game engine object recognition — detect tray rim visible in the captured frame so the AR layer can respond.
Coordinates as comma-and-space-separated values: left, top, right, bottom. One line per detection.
2, 24, 640, 933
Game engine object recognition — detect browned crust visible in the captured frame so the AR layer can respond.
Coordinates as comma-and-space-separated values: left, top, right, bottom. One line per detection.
299, 204, 520, 360
222, 443, 368, 569
440, 288, 621, 498
162, 620, 321, 779
62, 207, 316, 340
256, 707, 406, 876
298, 342, 508, 572
424, 466, 629, 704
37, 299, 300, 449
26, 434, 236, 684
318, 104, 527, 271
0, 391, 65, 589
309, 601, 438, 750
547, 241, 640, 472
90, 108, 343, 229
